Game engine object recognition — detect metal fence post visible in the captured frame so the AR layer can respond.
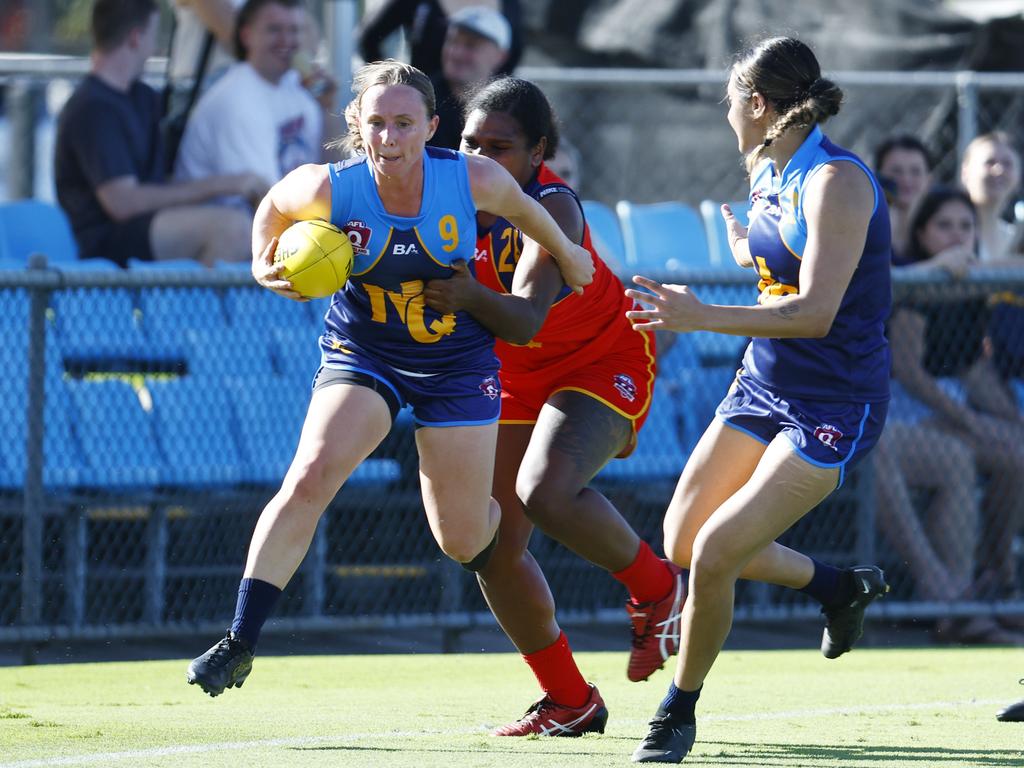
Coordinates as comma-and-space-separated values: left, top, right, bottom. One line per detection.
20, 254, 49, 661
6, 78, 39, 200
854, 461, 877, 567
955, 72, 979, 168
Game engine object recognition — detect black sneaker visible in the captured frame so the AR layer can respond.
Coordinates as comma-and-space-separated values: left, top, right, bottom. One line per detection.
821, 565, 889, 659
631, 711, 696, 763
997, 680, 1024, 722
187, 631, 253, 697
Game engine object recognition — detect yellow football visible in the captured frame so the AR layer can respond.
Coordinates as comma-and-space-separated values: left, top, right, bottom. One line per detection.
274, 220, 354, 298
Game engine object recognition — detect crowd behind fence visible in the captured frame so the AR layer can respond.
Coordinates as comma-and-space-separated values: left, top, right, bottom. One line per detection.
3, 60, 1024, 205
2, 262, 1024, 646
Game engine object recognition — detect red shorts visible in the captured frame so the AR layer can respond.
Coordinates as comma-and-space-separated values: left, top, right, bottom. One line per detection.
499, 329, 656, 456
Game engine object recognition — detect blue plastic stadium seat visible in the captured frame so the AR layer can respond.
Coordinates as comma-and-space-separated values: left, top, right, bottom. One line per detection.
700, 199, 753, 268
598, 383, 687, 483
272, 326, 323, 381
148, 378, 244, 487
67, 379, 162, 488
616, 200, 710, 273
0, 200, 78, 263
185, 326, 275, 380
50, 286, 147, 362
673, 365, 737, 453
139, 286, 227, 341
228, 376, 400, 487
128, 258, 203, 270
582, 200, 626, 272
55, 257, 121, 271
0, 373, 82, 490
305, 295, 335, 330
224, 286, 312, 333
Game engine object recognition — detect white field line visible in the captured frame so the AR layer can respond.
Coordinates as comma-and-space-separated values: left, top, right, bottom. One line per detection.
0, 698, 1008, 768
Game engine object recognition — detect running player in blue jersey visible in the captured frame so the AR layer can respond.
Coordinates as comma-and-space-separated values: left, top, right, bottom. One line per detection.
185, 59, 594, 697
625, 38, 892, 763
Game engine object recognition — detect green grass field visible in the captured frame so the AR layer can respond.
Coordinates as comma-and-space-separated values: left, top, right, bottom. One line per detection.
0, 648, 1021, 767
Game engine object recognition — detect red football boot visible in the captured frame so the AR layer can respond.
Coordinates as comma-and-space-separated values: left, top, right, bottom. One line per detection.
626, 560, 686, 682
492, 683, 608, 737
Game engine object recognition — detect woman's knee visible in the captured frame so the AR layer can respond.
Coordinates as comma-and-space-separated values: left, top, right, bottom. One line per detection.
688, 529, 741, 591
662, 520, 693, 568
437, 529, 496, 566
516, 473, 576, 530
282, 452, 347, 507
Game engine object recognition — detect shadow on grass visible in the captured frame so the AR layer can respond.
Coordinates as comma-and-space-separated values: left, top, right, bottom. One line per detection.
691, 740, 1024, 766
291, 739, 1024, 766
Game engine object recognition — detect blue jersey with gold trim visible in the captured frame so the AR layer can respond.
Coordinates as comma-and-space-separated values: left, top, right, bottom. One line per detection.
322, 147, 496, 373
743, 125, 891, 403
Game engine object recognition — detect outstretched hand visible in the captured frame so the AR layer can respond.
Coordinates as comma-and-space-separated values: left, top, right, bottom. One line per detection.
252, 237, 306, 302
721, 203, 754, 268
424, 259, 477, 314
625, 275, 704, 332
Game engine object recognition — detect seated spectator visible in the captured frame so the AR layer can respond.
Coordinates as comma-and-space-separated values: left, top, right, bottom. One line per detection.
873, 134, 934, 261
358, 0, 522, 79
960, 131, 1022, 264
873, 423, 1022, 644
54, 0, 262, 266
174, 0, 336, 209
889, 186, 1024, 606
429, 6, 512, 149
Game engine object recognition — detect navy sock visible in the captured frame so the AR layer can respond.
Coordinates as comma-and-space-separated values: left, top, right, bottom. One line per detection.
659, 682, 701, 724
799, 558, 852, 607
230, 578, 282, 651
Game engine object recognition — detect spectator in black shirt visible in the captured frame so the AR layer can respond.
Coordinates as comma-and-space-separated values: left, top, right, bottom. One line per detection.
427, 5, 511, 149
54, 0, 264, 266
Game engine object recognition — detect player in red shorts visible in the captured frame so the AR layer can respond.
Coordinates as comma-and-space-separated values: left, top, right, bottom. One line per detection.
424, 77, 684, 736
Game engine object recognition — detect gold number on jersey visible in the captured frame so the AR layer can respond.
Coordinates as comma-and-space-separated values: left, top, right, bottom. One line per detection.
439, 215, 458, 252
363, 280, 456, 343
754, 255, 798, 299
497, 226, 520, 273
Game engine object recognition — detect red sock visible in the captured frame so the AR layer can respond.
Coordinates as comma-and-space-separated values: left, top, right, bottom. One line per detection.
522, 632, 590, 708
613, 540, 673, 604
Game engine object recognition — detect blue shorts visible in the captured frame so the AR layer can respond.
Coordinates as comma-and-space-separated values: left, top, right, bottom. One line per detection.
716, 369, 888, 486
317, 334, 501, 428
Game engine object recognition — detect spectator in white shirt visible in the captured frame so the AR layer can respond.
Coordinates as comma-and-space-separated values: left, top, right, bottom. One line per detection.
174, 0, 336, 210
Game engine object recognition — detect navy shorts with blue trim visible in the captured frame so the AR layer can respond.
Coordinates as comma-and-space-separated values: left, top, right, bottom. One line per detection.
317, 334, 501, 428
716, 369, 888, 485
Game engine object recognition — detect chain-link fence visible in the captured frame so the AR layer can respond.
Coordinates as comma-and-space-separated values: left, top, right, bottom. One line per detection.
2, 263, 1023, 645
3, 64, 1024, 205
521, 68, 1024, 207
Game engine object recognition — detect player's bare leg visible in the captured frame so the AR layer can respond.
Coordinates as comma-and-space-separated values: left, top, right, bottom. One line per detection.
417, 423, 501, 565
187, 384, 391, 696
519, 392, 684, 681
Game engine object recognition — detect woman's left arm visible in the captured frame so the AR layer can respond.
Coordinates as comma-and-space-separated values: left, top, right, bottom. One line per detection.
466, 154, 594, 294
627, 162, 875, 338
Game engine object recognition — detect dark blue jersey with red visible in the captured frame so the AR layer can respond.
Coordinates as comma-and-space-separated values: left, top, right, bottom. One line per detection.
473, 163, 648, 374
743, 126, 891, 403
322, 147, 497, 374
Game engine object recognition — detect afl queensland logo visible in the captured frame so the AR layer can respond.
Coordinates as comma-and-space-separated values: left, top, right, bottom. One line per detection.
343, 220, 372, 256
814, 424, 843, 451
613, 374, 637, 403
479, 376, 500, 400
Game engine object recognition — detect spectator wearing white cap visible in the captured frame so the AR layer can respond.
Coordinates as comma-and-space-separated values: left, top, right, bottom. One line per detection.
358, 0, 523, 82
429, 5, 512, 149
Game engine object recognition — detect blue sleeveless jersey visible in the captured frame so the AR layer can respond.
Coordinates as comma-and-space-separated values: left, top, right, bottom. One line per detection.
322, 147, 496, 373
742, 126, 891, 403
